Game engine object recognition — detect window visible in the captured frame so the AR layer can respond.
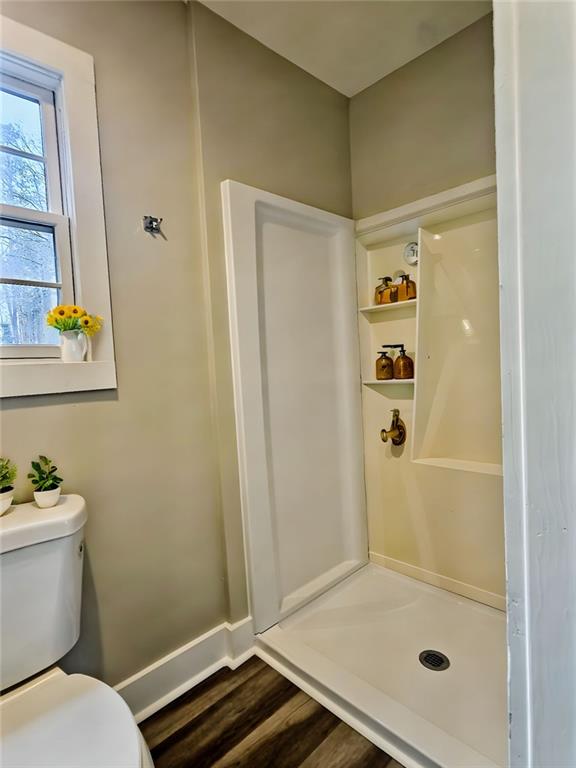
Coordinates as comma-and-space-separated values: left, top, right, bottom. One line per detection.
0, 16, 116, 397
1, 75, 73, 357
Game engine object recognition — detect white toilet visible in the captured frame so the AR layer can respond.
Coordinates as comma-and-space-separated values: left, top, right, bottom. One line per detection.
0, 495, 154, 768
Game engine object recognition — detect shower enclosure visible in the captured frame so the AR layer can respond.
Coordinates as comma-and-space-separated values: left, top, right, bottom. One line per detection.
222, 178, 506, 768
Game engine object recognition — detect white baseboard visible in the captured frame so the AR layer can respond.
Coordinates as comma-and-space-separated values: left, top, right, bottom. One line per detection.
115, 616, 255, 723
370, 552, 506, 612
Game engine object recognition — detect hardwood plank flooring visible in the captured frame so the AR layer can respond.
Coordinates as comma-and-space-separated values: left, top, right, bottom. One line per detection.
141, 656, 400, 768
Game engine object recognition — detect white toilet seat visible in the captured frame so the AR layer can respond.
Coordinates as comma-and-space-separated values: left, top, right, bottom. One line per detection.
0, 669, 151, 768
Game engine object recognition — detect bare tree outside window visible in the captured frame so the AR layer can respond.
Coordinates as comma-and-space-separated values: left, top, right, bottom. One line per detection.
0, 86, 61, 346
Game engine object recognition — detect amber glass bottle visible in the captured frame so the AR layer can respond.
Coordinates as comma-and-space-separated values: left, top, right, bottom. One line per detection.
376, 349, 394, 380
394, 346, 414, 379
374, 277, 392, 305
388, 283, 399, 303
398, 274, 417, 302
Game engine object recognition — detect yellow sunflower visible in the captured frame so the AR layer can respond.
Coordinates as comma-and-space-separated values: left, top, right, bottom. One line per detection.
52, 304, 71, 319
69, 305, 86, 318
78, 315, 101, 336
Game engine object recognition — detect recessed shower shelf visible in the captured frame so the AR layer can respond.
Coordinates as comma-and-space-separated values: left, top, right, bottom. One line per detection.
412, 457, 503, 476
363, 379, 414, 386
358, 299, 417, 316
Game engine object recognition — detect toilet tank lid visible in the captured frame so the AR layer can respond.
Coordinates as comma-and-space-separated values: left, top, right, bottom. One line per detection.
0, 494, 87, 554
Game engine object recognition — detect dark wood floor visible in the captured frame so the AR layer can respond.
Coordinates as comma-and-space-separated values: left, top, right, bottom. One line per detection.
141, 656, 403, 768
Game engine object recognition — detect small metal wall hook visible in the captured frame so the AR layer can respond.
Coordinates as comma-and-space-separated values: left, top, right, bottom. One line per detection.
143, 215, 163, 236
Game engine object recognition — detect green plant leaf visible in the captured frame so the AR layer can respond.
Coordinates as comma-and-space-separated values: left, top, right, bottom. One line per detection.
29, 455, 62, 492
0, 458, 17, 490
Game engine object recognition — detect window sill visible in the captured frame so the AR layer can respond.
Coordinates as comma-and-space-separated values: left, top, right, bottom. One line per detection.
1, 359, 117, 398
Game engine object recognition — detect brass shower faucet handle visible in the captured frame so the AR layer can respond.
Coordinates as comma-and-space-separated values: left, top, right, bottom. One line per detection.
380, 409, 407, 446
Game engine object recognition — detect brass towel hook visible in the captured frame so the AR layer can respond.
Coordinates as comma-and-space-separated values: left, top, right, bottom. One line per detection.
381, 409, 406, 446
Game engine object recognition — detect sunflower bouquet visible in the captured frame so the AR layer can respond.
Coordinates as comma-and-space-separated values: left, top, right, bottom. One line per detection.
46, 305, 103, 337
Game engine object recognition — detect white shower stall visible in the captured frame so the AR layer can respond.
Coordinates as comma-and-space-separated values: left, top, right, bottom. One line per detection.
222, 179, 506, 768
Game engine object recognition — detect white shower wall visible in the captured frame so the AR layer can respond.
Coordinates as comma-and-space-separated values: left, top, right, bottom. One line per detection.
258, 214, 357, 598
222, 182, 367, 631
356, 189, 505, 609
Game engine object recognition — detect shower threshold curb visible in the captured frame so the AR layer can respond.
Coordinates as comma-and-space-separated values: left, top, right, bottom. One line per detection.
255, 640, 434, 768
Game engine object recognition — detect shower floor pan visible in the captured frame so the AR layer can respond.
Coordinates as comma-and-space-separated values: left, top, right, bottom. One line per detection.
256, 564, 507, 768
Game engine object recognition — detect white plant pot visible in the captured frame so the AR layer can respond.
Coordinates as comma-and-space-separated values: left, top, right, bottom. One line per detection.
0, 490, 14, 516
34, 487, 62, 509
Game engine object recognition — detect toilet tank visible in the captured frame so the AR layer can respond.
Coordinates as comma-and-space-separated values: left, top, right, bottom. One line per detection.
0, 495, 87, 690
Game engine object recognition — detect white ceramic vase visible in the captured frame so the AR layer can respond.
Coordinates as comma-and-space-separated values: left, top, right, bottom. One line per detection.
60, 331, 87, 362
0, 489, 14, 516
34, 487, 61, 509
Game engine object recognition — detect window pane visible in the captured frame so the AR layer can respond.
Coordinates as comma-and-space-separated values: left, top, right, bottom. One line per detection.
0, 89, 44, 155
0, 283, 59, 345
0, 221, 58, 283
0, 150, 48, 210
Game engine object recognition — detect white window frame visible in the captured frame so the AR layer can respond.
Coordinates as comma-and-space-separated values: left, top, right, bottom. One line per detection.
1, 73, 72, 359
0, 15, 116, 396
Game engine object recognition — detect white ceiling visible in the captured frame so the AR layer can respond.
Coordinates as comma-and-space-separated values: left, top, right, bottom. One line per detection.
198, 0, 491, 97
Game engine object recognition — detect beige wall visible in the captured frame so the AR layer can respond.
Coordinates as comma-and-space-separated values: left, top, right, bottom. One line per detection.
350, 15, 495, 218
0, 1, 228, 685
0, 1, 352, 682
189, 4, 352, 620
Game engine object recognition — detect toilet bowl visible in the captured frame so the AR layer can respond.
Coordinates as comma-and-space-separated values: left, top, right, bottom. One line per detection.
1, 668, 153, 768
0, 496, 154, 768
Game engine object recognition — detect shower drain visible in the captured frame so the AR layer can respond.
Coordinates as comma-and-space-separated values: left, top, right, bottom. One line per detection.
419, 650, 450, 671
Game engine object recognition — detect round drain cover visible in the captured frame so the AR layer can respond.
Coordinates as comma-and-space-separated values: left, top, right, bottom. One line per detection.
419, 650, 450, 671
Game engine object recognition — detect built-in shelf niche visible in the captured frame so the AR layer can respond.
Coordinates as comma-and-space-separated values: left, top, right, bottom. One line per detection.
356, 178, 502, 476
358, 298, 417, 316
363, 379, 414, 387
412, 213, 502, 474
356, 233, 418, 395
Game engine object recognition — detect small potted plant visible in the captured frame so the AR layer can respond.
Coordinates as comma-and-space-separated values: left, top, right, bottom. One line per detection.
28, 456, 63, 508
0, 458, 17, 515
